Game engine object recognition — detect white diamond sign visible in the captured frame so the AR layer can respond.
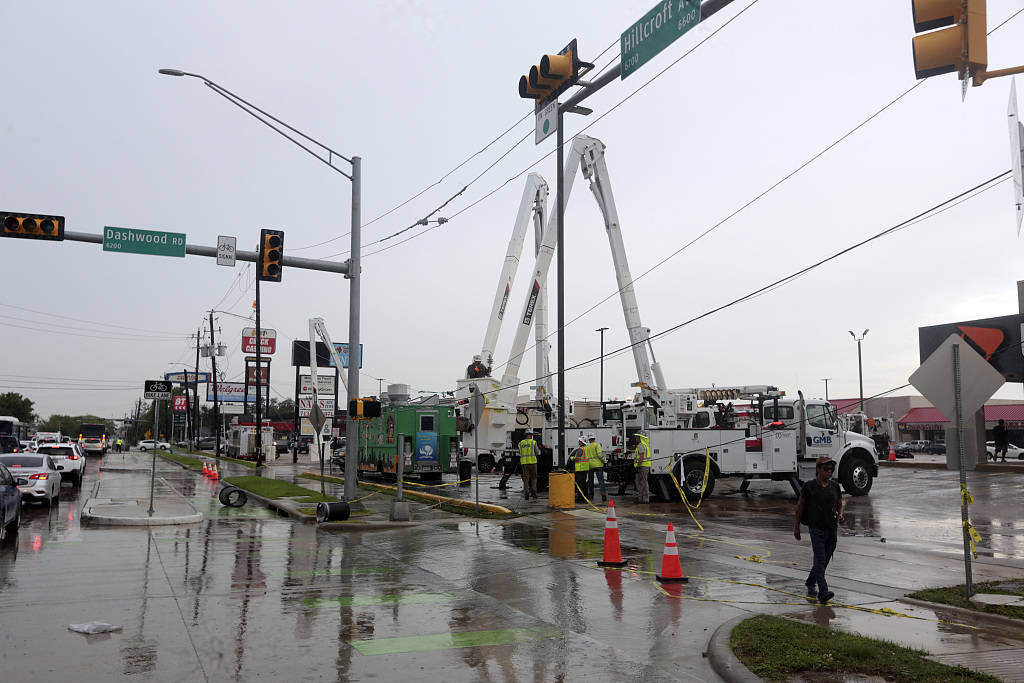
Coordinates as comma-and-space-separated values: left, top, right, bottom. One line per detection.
909, 333, 1005, 421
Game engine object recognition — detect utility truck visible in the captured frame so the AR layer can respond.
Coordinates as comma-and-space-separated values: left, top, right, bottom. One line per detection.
452, 135, 879, 500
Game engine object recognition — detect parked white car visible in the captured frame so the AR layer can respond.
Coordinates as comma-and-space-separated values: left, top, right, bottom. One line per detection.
985, 441, 1024, 460
138, 440, 170, 452
36, 443, 86, 485
0, 454, 61, 505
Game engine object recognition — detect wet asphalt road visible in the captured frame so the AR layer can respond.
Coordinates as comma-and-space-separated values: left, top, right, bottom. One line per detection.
1, 456, 1023, 682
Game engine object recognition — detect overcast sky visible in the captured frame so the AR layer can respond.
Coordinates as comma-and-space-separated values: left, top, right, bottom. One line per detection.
2, 0, 1024, 421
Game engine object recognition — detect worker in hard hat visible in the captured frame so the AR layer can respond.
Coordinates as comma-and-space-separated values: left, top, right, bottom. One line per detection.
631, 432, 651, 504
466, 355, 490, 379
585, 433, 606, 503
572, 436, 590, 501
518, 430, 539, 500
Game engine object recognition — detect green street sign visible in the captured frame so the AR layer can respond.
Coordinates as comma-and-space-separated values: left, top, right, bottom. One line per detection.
621, 0, 702, 80
103, 226, 186, 258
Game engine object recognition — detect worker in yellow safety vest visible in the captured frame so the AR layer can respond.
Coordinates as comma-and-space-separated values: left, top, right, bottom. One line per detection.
518, 431, 539, 500
632, 433, 651, 503
572, 436, 590, 501
584, 434, 606, 502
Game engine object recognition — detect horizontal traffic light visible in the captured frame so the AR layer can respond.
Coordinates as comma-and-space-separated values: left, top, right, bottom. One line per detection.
518, 39, 590, 106
1, 211, 65, 241
348, 397, 382, 420
911, 0, 986, 80
258, 228, 284, 282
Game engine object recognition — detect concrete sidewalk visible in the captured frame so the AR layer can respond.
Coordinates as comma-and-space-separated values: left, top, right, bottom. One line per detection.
81, 453, 202, 526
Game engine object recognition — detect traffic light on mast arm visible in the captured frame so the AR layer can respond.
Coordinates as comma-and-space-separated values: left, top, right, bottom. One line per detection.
912, 0, 1024, 86
348, 397, 382, 420
518, 39, 593, 107
258, 228, 284, 282
1, 211, 64, 241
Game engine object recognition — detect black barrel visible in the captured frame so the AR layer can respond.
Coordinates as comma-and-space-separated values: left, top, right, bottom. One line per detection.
458, 460, 473, 485
316, 501, 351, 523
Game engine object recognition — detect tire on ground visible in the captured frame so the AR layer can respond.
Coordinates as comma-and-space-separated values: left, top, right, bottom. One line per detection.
681, 458, 715, 502
218, 486, 248, 507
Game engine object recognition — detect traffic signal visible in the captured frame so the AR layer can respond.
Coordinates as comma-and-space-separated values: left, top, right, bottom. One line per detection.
258, 228, 284, 282
1, 211, 64, 241
348, 397, 382, 420
518, 39, 591, 106
911, 0, 986, 80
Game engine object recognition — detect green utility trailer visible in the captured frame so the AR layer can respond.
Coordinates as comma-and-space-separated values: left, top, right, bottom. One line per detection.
359, 404, 459, 481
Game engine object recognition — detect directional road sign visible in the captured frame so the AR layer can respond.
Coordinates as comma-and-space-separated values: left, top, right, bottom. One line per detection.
536, 100, 557, 145
103, 226, 185, 257
309, 402, 328, 435
910, 333, 1005, 422
620, 0, 702, 80
144, 380, 172, 400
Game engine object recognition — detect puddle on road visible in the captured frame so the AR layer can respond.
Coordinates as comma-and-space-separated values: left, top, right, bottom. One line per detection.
349, 626, 564, 656
303, 592, 457, 608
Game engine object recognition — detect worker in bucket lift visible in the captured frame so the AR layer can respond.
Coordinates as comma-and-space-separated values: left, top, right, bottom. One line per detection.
466, 355, 490, 379
585, 433, 607, 502
572, 437, 590, 501
518, 430, 539, 500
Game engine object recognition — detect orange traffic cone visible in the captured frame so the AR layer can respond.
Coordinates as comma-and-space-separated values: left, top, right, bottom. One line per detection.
888, 444, 897, 462
656, 522, 688, 583
202, 461, 210, 476
210, 463, 219, 480
597, 499, 628, 568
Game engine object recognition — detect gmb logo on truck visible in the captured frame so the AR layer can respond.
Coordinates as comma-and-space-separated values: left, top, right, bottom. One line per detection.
812, 435, 833, 446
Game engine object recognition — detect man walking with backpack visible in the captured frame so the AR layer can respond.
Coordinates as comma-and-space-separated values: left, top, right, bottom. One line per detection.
794, 455, 844, 604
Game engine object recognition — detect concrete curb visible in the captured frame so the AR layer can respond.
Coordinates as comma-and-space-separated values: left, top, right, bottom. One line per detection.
879, 460, 1024, 473
705, 614, 763, 683
899, 596, 1024, 630
81, 507, 203, 526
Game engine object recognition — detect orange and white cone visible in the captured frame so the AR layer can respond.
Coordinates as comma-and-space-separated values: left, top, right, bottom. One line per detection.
888, 444, 897, 462
202, 461, 210, 476
597, 499, 628, 568
656, 522, 688, 583
210, 463, 219, 480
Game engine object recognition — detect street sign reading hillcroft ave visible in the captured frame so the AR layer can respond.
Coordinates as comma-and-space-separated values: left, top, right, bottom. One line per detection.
103, 226, 186, 257
620, 0, 702, 80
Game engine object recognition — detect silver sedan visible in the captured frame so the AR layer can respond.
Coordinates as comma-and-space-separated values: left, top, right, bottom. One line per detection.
0, 454, 61, 506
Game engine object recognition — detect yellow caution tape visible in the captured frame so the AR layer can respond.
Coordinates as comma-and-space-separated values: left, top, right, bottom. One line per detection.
401, 478, 472, 489
963, 520, 982, 559
572, 477, 604, 512
960, 483, 974, 507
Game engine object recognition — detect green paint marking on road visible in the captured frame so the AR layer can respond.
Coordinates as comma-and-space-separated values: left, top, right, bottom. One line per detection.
350, 627, 564, 656
284, 567, 393, 579
302, 592, 456, 609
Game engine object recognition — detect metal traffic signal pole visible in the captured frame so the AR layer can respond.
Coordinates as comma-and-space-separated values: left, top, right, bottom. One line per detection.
344, 157, 361, 502
255, 274, 263, 468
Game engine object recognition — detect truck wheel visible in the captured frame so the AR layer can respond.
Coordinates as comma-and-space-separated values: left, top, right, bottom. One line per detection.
840, 455, 873, 496
681, 459, 715, 502
478, 454, 495, 474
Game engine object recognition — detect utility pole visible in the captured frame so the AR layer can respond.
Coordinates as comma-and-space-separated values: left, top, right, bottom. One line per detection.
209, 311, 221, 459
255, 273, 263, 469
194, 327, 202, 446
850, 330, 869, 412
596, 327, 608, 406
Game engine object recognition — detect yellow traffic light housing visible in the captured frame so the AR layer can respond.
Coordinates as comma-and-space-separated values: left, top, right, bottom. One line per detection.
258, 228, 284, 282
1, 211, 65, 241
347, 397, 381, 420
518, 39, 591, 107
911, 0, 986, 80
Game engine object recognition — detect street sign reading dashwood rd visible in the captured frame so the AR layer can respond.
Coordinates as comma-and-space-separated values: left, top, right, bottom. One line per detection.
103, 226, 186, 257
620, 0, 702, 80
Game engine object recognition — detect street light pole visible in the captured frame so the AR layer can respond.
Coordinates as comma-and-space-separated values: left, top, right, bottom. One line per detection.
848, 330, 869, 412
821, 378, 831, 401
160, 68, 362, 502
596, 327, 609, 406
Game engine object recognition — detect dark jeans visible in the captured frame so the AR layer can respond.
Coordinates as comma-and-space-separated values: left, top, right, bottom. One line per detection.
806, 527, 838, 593
587, 467, 606, 499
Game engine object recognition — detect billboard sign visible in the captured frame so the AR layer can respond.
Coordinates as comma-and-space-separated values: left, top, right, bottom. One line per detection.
207, 382, 259, 403
172, 396, 189, 412
919, 313, 1024, 382
164, 371, 211, 384
298, 397, 335, 417
246, 365, 269, 386
299, 374, 335, 395
291, 340, 363, 368
242, 327, 277, 355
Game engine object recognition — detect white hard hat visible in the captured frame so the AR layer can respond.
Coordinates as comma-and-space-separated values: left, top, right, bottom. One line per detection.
578, 436, 587, 445
587, 433, 596, 440
473, 354, 482, 362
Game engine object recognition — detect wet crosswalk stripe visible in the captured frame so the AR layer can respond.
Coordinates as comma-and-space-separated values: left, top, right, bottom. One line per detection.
350, 627, 564, 655
302, 592, 455, 608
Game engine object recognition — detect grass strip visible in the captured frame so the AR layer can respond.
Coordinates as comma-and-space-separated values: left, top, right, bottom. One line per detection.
298, 472, 516, 519
908, 579, 1024, 620
161, 451, 206, 470
730, 614, 998, 682
224, 476, 338, 503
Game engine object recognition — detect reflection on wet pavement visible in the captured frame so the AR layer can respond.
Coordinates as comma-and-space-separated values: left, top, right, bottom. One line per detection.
1, 454, 1023, 681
